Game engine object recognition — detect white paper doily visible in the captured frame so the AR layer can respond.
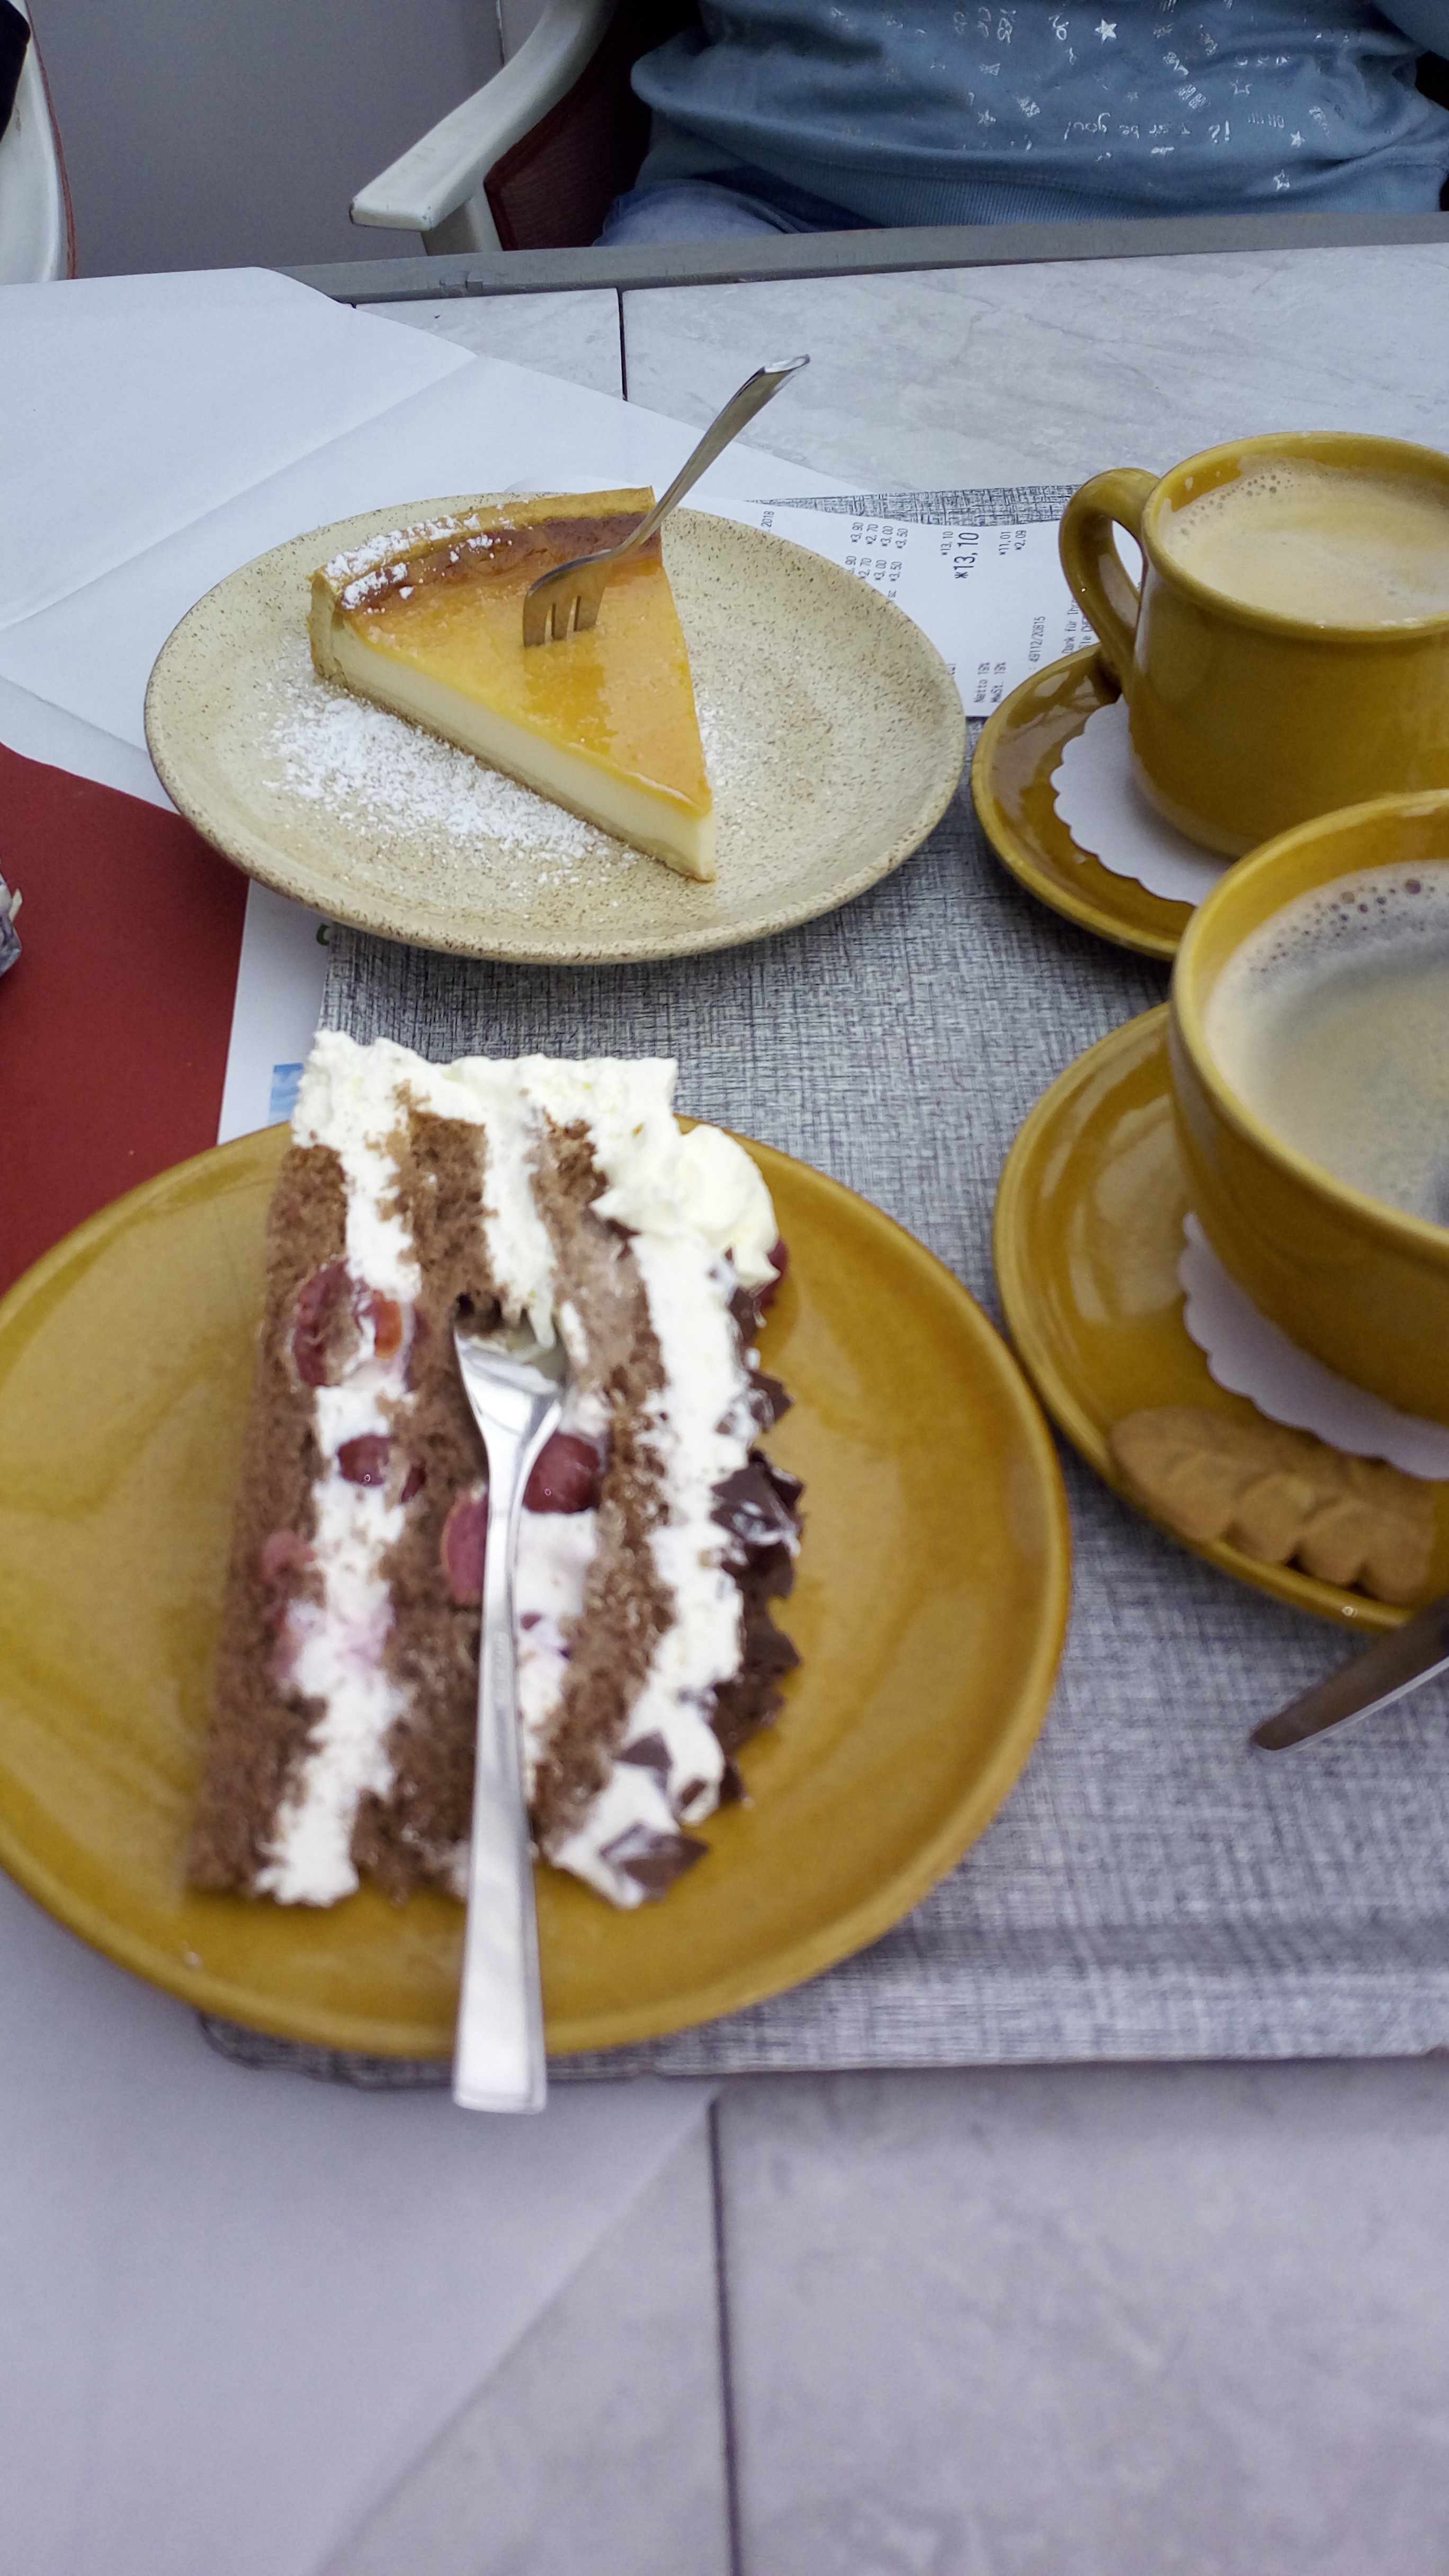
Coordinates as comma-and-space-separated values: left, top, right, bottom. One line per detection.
1178, 1214, 1449, 1480
1052, 701, 1230, 906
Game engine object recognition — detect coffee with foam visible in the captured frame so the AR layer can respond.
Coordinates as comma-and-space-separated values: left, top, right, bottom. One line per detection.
1204, 863, 1449, 1231
1156, 461, 1449, 629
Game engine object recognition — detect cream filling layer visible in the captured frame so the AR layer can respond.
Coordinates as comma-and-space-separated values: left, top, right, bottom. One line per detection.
257, 1368, 409, 1905
516, 1508, 599, 1779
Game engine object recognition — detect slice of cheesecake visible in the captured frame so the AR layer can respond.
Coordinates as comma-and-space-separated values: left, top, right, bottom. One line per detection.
308, 490, 715, 882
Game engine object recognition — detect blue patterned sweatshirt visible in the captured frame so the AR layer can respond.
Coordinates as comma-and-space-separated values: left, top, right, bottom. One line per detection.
632, 0, 1449, 219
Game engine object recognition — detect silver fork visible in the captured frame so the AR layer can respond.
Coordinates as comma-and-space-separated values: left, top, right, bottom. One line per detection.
522, 353, 810, 645
451, 1316, 569, 2113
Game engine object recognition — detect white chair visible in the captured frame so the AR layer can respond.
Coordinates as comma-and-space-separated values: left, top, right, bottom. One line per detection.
0, 0, 71, 284
351, 0, 697, 254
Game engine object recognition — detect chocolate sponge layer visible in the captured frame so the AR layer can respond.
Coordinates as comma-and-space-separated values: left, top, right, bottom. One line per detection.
190, 1144, 345, 1891
355, 1107, 500, 1898
527, 1121, 673, 1850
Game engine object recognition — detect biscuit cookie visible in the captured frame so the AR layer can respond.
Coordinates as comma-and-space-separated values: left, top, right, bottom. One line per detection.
1109, 1405, 1434, 1605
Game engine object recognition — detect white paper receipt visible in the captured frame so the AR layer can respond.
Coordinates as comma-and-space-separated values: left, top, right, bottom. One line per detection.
711, 500, 1096, 715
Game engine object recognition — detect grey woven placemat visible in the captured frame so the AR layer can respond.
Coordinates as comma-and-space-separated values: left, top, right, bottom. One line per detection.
206, 489, 1449, 2089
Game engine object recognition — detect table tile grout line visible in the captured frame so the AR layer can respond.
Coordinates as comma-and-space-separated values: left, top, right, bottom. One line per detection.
709, 2095, 747, 2576
616, 288, 629, 402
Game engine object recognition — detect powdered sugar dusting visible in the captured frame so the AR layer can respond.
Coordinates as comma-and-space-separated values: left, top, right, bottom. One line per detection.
259, 636, 642, 895
328, 519, 508, 612
324, 511, 485, 589
694, 695, 741, 801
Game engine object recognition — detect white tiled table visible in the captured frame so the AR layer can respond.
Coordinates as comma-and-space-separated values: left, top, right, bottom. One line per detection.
343, 249, 1449, 2574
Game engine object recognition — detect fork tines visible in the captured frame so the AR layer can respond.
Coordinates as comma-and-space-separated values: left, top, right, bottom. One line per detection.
522, 558, 605, 647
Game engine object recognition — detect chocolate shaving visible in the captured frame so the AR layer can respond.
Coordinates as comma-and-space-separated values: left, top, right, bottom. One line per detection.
710, 1609, 802, 1756
616, 1731, 674, 1785
713, 1458, 804, 1557
704, 1447, 804, 1760
730, 1282, 767, 1339
600, 1822, 709, 1898
717, 1757, 747, 1806
741, 1368, 792, 1432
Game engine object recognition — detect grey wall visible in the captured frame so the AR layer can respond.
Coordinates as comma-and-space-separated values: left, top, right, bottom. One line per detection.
30, 0, 513, 275
500, 0, 548, 58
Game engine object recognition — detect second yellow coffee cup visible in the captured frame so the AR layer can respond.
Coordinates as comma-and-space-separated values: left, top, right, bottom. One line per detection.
1059, 431, 1449, 857
1169, 789, 1449, 1426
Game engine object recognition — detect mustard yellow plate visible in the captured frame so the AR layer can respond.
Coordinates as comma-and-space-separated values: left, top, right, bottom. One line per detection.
995, 1005, 1449, 1633
0, 1127, 1069, 2059
972, 647, 1195, 963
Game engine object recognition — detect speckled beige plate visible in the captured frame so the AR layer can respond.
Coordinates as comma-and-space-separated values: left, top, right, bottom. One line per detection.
144, 499, 966, 965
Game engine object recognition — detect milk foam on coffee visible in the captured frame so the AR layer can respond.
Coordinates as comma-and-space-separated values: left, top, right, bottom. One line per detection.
1157, 461, 1449, 628
1204, 863, 1449, 1230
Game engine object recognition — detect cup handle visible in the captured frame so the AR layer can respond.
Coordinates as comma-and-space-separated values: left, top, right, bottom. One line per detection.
1058, 467, 1157, 687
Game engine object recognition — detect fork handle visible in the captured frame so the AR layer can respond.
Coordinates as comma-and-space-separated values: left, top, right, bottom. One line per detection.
453, 1394, 558, 2113
625, 355, 809, 560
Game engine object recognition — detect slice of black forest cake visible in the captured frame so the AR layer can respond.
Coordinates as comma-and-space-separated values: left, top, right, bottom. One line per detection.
192, 1033, 802, 1910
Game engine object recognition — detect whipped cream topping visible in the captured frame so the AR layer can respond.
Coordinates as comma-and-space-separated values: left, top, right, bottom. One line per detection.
278, 1032, 788, 1908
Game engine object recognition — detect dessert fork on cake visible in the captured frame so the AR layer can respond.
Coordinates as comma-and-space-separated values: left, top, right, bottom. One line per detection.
521, 355, 809, 647
451, 1318, 568, 2114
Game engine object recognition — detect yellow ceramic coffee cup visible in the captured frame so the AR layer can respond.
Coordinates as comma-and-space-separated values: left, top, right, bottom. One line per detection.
1169, 790, 1449, 1425
1059, 432, 1449, 857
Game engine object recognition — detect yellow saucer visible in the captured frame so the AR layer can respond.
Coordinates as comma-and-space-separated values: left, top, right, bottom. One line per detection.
972, 648, 1195, 962
0, 1124, 1069, 2059
994, 1006, 1449, 1632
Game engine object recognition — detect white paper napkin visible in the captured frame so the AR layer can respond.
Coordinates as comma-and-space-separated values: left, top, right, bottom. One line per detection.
216, 882, 332, 1143
0, 670, 172, 806
1052, 699, 1229, 906
0, 269, 468, 629
1179, 1213, 1449, 1480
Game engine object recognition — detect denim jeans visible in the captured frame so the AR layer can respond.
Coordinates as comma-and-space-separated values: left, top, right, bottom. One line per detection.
597, 168, 872, 245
